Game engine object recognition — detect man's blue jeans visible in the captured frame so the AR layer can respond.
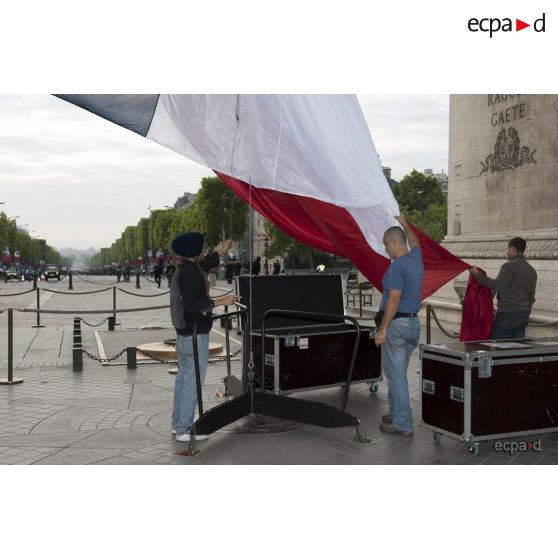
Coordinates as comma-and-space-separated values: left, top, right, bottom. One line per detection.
381, 317, 420, 432
492, 311, 530, 340
172, 333, 209, 436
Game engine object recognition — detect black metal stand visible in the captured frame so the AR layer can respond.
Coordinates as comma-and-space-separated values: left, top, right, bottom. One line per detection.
190, 309, 365, 441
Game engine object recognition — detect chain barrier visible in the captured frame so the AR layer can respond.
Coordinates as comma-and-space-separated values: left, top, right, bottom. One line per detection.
117, 288, 170, 297
17, 304, 170, 315
80, 317, 109, 328
82, 347, 127, 363
136, 348, 177, 365
73, 274, 120, 286
40, 286, 112, 295
0, 287, 36, 297
429, 306, 461, 339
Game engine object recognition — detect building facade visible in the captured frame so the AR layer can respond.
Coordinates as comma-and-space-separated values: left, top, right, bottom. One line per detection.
430, 94, 558, 333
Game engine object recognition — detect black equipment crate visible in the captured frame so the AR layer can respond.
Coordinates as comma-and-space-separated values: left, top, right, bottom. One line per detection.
420, 338, 558, 454
235, 274, 381, 393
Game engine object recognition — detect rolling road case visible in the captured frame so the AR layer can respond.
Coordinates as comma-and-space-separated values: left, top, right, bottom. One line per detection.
225, 274, 382, 395
420, 338, 558, 455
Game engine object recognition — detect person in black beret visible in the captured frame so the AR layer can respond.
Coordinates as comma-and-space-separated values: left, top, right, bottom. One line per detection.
170, 232, 238, 442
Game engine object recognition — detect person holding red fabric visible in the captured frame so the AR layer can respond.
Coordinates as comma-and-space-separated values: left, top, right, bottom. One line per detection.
469, 237, 537, 340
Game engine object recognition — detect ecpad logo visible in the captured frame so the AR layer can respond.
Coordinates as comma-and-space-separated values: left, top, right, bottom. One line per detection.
468, 13, 546, 37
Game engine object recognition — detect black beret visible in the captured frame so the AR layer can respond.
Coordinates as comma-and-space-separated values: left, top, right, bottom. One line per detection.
171, 232, 204, 257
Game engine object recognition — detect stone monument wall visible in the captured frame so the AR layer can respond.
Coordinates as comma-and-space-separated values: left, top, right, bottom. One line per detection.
428, 94, 558, 336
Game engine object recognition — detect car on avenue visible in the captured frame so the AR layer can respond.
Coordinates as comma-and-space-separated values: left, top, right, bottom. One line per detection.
44, 263, 61, 281
5, 267, 19, 281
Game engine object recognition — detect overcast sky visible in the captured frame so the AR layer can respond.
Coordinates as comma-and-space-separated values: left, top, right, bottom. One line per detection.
0, 95, 449, 250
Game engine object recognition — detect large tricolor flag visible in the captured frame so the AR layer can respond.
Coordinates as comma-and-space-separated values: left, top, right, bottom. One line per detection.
56, 95, 469, 298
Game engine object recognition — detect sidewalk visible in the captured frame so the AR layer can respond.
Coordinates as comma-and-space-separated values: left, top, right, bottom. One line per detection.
0, 276, 557, 465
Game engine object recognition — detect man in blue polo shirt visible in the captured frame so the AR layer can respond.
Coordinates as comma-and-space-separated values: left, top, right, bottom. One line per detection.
374, 214, 424, 436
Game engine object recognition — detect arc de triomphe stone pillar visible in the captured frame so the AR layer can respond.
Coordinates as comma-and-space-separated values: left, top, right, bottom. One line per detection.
430, 94, 558, 334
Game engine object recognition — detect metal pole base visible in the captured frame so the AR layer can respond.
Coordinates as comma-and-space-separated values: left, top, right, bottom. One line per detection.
0, 378, 24, 385
31, 325, 45, 328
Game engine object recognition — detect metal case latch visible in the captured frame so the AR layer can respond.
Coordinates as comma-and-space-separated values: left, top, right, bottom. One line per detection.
450, 386, 464, 403
478, 355, 493, 378
422, 379, 436, 395
284, 335, 296, 348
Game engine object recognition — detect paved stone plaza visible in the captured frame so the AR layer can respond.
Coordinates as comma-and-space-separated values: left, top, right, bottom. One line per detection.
1, 275, 557, 465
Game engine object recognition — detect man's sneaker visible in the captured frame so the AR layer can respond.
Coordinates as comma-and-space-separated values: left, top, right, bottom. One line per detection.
175, 430, 209, 442
381, 414, 392, 424
379, 423, 413, 436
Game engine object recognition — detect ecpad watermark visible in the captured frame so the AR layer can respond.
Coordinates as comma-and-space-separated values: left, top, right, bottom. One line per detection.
494, 440, 541, 454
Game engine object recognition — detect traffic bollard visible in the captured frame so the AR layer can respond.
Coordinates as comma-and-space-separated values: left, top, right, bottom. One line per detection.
72, 346, 83, 372
108, 316, 115, 331
33, 275, 37, 290
135, 271, 141, 289
68, 271, 73, 290
0, 309, 24, 385
126, 347, 137, 369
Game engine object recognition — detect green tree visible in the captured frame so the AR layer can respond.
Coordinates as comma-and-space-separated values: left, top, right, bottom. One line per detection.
392, 170, 448, 242
190, 177, 248, 247
407, 204, 448, 243
392, 170, 445, 213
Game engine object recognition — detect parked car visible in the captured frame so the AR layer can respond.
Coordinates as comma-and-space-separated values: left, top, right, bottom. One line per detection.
44, 263, 61, 281
5, 267, 19, 282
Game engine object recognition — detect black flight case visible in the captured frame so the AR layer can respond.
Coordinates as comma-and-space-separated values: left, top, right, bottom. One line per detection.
420, 338, 558, 455
227, 274, 382, 395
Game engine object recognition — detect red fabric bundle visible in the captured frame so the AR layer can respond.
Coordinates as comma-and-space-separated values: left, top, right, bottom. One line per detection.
460, 270, 494, 341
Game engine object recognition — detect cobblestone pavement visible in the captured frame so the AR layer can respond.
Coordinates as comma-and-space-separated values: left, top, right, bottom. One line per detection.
1, 275, 557, 465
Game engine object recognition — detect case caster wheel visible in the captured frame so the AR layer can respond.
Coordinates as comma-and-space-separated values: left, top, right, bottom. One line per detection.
433, 431, 441, 442
368, 382, 379, 393
467, 442, 480, 456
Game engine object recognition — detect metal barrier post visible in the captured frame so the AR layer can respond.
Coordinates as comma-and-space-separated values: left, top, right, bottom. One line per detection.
0, 309, 24, 385
112, 287, 116, 322
359, 287, 363, 318
135, 271, 141, 289
426, 304, 431, 344
126, 347, 137, 369
68, 271, 73, 290
33, 274, 37, 290
108, 316, 115, 331
32, 288, 45, 328
73, 346, 83, 372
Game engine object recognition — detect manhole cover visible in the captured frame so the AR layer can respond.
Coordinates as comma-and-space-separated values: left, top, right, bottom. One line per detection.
222, 414, 303, 434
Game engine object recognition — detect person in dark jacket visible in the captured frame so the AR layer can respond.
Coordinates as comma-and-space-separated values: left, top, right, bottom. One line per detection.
165, 260, 176, 287
153, 258, 164, 288
251, 256, 261, 275
470, 237, 537, 339
171, 232, 238, 442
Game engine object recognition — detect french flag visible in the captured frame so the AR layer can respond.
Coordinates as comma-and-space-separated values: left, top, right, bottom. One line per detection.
56, 95, 468, 298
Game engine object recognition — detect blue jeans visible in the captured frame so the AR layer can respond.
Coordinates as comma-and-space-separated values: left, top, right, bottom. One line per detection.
172, 334, 209, 436
492, 311, 530, 340
381, 317, 420, 432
